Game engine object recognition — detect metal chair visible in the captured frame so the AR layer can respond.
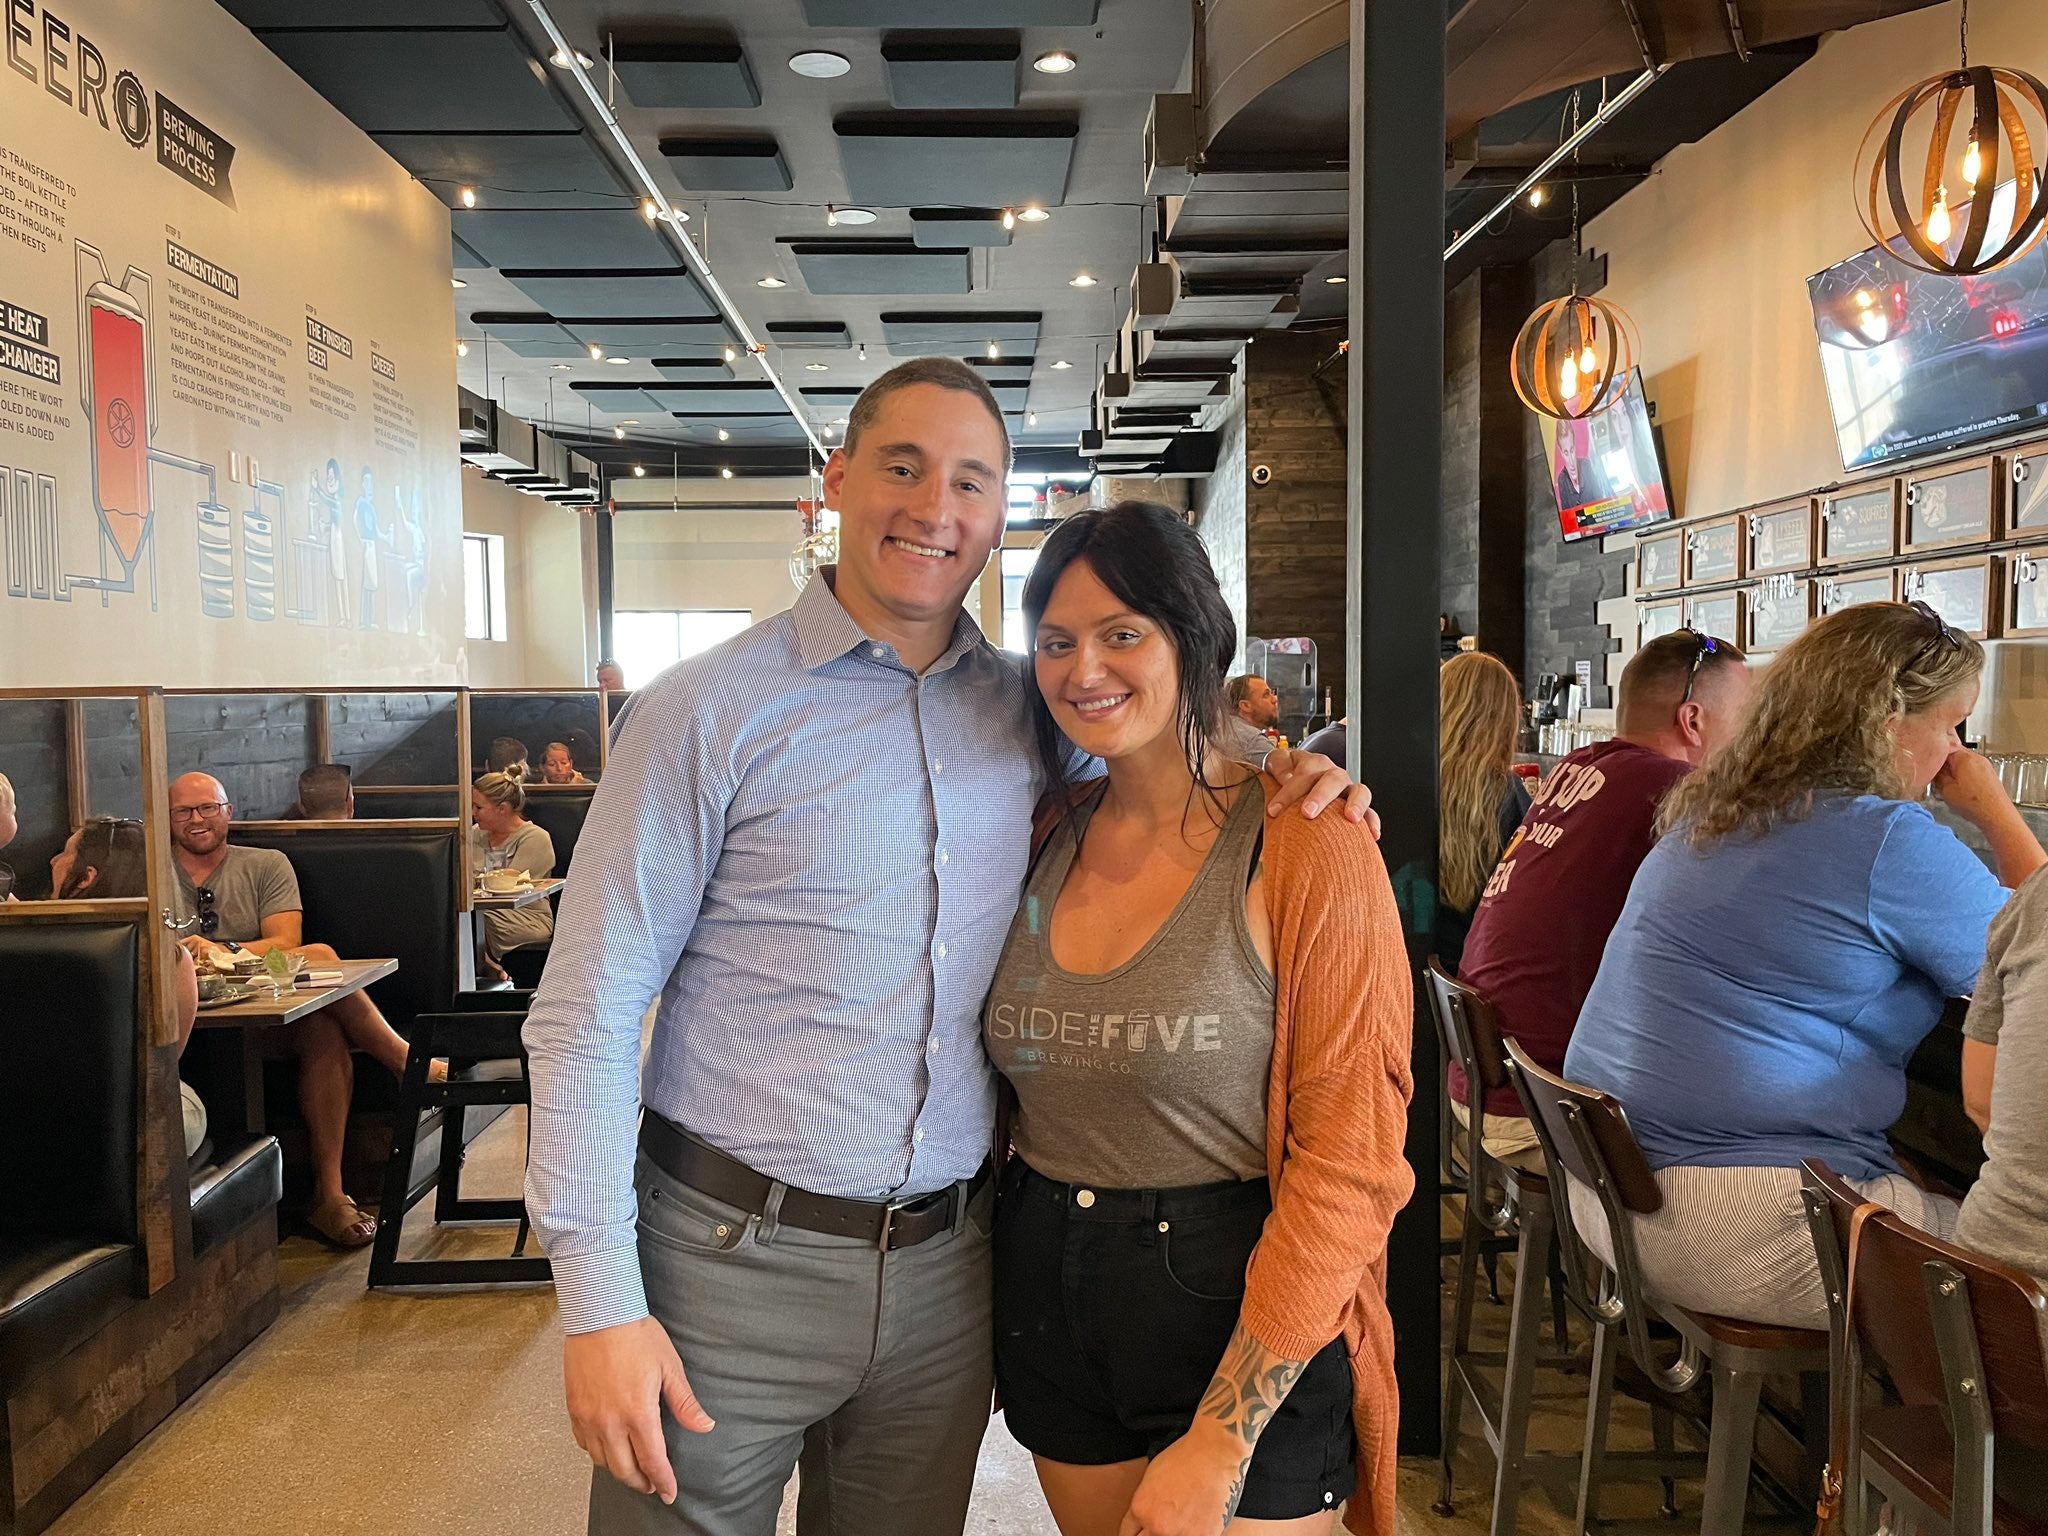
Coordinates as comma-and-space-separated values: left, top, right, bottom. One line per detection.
1505, 1039, 1829, 1535
1427, 960, 1580, 1535
1799, 1159, 1872, 1536
1804, 1158, 2048, 1536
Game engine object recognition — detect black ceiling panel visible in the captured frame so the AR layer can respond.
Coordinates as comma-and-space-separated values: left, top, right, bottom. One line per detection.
658, 137, 792, 192
568, 383, 671, 413
802, 0, 1097, 23
224, 0, 497, 23
836, 114, 1077, 206
473, 315, 587, 358
652, 358, 740, 381
766, 321, 853, 350
783, 240, 973, 296
881, 38, 1020, 110
372, 131, 623, 210
646, 383, 784, 412
881, 310, 1041, 356
561, 318, 739, 351
910, 209, 1013, 248
969, 358, 1035, 384
613, 40, 761, 108
454, 209, 679, 269
260, 28, 575, 133
504, 270, 717, 318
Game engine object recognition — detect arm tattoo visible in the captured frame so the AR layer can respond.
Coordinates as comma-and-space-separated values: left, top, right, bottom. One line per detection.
1196, 1324, 1311, 1523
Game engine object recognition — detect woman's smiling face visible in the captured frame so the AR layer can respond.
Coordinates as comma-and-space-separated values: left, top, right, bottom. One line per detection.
1032, 559, 1182, 763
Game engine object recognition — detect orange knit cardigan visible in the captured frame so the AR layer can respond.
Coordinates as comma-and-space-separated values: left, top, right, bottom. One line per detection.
1025, 776, 1415, 1536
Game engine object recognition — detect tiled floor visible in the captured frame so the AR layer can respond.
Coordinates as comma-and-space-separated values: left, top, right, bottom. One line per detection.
48, 1122, 1707, 1536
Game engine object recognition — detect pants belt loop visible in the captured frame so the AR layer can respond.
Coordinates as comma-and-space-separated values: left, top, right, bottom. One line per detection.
758, 1179, 789, 1245
949, 1172, 971, 1238
1140, 1190, 1158, 1246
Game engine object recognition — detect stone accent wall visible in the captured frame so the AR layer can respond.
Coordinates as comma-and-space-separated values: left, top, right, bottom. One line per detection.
1441, 274, 1482, 638
1191, 370, 1249, 671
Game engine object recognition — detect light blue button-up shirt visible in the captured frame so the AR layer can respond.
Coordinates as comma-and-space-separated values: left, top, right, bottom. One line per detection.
524, 571, 1044, 1333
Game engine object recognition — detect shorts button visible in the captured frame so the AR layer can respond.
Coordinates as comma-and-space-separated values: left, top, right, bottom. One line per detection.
715, 1225, 730, 1238
1324, 1493, 1335, 1506
1075, 1189, 1096, 1209
1158, 1221, 1170, 1233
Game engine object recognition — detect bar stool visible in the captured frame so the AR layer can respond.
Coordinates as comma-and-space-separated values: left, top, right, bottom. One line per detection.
1432, 959, 1511, 1308
1505, 1040, 1829, 1535
367, 993, 551, 1287
1801, 1158, 2048, 1536
1427, 960, 1582, 1536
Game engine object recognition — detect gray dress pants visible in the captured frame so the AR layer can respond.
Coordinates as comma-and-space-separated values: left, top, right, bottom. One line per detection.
589, 1151, 996, 1536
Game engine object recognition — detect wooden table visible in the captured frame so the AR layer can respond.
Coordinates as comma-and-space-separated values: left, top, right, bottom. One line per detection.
471, 878, 564, 910
194, 957, 399, 1136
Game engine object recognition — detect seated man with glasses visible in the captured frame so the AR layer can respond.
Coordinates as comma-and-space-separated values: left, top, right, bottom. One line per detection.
167, 771, 429, 1247
1452, 628, 1751, 1171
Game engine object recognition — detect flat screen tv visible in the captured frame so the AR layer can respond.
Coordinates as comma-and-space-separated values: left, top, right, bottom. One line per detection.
1542, 368, 1674, 541
1808, 179, 2048, 471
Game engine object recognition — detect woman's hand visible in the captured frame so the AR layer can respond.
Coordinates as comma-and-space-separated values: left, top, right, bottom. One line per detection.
1933, 745, 2012, 827
1119, 1420, 1250, 1536
1265, 747, 1380, 835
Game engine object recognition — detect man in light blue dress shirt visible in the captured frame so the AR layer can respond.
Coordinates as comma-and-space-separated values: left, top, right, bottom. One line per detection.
524, 359, 1369, 1536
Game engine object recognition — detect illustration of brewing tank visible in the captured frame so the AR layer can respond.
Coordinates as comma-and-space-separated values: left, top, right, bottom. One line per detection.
74, 242, 171, 606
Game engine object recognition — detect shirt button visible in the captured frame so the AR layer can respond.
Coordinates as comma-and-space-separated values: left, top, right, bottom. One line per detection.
913, 1128, 926, 1144
927, 1039, 940, 1056
1076, 1189, 1096, 1209
870, 645, 886, 659
931, 760, 944, 775
937, 848, 950, 866
934, 942, 947, 961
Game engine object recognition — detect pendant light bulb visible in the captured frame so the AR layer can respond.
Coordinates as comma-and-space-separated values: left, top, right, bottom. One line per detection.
1926, 185, 1953, 245
1577, 343, 1597, 375
1559, 353, 1581, 398
1963, 137, 1984, 187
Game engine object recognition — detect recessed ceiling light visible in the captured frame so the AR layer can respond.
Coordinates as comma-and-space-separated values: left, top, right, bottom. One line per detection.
757, 276, 787, 288
549, 47, 593, 69
1018, 205, 1050, 223
552, 363, 572, 371
621, 419, 640, 426
451, 277, 467, 289
826, 206, 877, 227
789, 50, 850, 79
806, 362, 830, 372
1069, 273, 1096, 287
1033, 50, 1078, 75
1325, 274, 1347, 284
1051, 359, 1072, 369
606, 355, 632, 366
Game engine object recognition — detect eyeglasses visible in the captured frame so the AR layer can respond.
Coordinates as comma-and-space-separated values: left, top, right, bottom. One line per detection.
1678, 628, 1722, 706
1901, 599, 1961, 679
195, 885, 218, 937
169, 801, 229, 823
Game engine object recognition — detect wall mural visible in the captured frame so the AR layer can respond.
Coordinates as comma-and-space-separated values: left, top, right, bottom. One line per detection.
0, 0, 463, 685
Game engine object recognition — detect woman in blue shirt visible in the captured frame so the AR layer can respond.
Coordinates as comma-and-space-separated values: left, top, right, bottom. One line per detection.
1564, 601, 2045, 1328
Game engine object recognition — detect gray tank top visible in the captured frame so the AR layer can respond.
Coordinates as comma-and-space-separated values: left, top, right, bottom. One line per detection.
984, 782, 1276, 1188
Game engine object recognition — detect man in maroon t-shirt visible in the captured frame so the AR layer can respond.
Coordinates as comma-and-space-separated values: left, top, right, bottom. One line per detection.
1452, 629, 1752, 1168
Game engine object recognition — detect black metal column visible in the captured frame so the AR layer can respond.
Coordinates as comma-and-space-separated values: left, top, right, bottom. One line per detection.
1347, 0, 1445, 1458
595, 498, 617, 666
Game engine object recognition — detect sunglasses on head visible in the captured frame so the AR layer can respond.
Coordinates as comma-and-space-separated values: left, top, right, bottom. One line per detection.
195, 884, 218, 937
1677, 628, 1723, 707
1901, 599, 1962, 680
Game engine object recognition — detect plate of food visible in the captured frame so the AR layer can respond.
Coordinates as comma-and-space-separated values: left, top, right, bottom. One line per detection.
195, 978, 256, 1009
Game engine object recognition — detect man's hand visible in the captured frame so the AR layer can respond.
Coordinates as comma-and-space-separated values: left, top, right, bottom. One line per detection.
179, 936, 231, 965
1264, 746, 1380, 836
563, 1316, 714, 1504
1119, 1420, 1250, 1536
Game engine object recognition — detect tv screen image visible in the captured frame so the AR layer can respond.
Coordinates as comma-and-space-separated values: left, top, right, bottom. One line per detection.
1540, 369, 1674, 541
1809, 178, 2048, 471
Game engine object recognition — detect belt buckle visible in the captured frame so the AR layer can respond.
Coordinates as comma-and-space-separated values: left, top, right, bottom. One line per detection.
877, 1188, 944, 1251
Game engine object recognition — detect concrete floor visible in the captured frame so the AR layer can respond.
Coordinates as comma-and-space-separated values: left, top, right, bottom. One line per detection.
47, 1115, 1694, 1536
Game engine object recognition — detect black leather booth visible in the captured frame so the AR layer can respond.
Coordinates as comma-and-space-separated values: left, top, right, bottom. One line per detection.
0, 924, 142, 1394
350, 787, 461, 819
520, 785, 593, 879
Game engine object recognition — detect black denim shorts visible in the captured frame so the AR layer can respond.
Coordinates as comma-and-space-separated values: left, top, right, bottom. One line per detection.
993, 1159, 1356, 1521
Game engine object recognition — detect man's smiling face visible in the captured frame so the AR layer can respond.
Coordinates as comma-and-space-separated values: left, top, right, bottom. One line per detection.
822, 381, 1009, 634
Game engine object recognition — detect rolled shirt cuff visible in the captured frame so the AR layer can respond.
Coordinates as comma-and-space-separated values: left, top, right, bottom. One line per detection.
549, 1243, 650, 1335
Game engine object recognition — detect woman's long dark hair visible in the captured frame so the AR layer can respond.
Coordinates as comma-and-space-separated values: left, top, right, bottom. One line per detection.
1020, 500, 1240, 803
61, 817, 147, 899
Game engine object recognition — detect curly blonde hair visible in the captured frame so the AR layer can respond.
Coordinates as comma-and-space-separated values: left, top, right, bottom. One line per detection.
1440, 651, 1523, 910
472, 771, 528, 818
1659, 602, 1982, 848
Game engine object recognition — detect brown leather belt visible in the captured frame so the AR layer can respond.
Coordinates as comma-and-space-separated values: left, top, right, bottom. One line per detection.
639, 1113, 989, 1252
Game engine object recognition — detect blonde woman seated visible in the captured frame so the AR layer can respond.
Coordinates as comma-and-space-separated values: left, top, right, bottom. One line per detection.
470, 771, 556, 984
1564, 602, 2045, 1328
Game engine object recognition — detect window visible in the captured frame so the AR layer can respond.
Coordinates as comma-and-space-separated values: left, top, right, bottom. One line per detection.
999, 547, 1040, 654
463, 533, 507, 642
613, 609, 753, 688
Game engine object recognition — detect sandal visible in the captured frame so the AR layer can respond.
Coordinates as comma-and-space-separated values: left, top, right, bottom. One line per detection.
308, 1196, 378, 1248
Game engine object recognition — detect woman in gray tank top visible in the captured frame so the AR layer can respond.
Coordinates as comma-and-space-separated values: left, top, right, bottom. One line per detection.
985, 502, 1414, 1536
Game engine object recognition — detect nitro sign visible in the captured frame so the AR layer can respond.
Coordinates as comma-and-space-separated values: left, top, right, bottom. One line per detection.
5, 3, 237, 206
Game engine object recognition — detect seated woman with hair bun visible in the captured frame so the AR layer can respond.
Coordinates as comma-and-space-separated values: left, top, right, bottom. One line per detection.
1564, 601, 2047, 1329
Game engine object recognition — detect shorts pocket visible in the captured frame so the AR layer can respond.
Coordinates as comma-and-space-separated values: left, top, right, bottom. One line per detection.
1157, 1207, 1264, 1302
636, 1176, 752, 1257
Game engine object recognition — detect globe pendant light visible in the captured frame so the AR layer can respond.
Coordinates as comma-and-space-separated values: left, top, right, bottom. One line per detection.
1510, 172, 1638, 421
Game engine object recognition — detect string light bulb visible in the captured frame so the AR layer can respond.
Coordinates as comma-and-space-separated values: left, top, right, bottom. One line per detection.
1027, 410, 1037, 426
722, 466, 734, 480
826, 206, 839, 227
724, 346, 738, 364
1927, 185, 1954, 245
632, 465, 646, 477
456, 339, 468, 357
459, 186, 477, 208
857, 341, 867, 361
1529, 186, 1547, 208
987, 340, 1000, 359
717, 428, 730, 441
1002, 208, 1016, 231
642, 199, 659, 223
614, 425, 626, 439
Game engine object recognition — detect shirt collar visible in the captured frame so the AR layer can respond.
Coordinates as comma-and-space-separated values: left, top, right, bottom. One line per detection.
792, 566, 996, 676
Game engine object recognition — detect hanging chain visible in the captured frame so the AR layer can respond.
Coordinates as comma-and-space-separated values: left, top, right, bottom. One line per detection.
1960, 0, 1969, 70
1568, 89, 1585, 293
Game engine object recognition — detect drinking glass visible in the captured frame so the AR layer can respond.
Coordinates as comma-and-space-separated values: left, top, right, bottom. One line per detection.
262, 948, 308, 999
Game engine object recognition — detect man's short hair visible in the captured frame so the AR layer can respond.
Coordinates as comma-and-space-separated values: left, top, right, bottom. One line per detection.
1225, 674, 1260, 709
297, 763, 353, 818
1617, 630, 1748, 732
486, 736, 530, 773
842, 357, 1012, 472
